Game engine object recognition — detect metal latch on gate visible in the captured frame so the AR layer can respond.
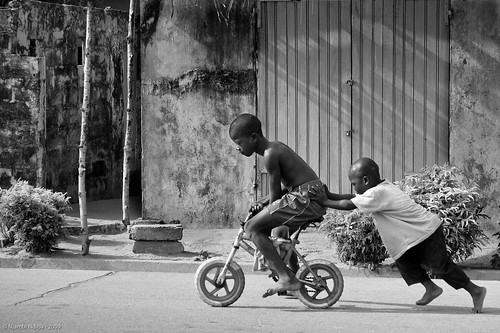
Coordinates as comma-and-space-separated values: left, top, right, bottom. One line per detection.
345, 129, 357, 136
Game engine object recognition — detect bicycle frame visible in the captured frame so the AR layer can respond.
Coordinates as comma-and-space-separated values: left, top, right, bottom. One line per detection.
216, 215, 326, 290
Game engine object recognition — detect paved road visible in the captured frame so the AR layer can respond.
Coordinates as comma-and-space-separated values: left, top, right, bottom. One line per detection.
1, 268, 499, 333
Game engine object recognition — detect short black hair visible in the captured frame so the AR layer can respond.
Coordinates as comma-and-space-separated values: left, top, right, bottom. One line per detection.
229, 113, 263, 138
352, 157, 381, 180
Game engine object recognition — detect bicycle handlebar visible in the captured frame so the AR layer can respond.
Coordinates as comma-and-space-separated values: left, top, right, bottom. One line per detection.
240, 212, 253, 226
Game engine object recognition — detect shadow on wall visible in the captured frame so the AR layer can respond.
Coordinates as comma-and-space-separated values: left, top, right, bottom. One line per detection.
66, 196, 142, 221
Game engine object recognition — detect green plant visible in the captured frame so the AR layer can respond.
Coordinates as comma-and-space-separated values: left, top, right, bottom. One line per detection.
0, 181, 71, 253
395, 164, 488, 263
319, 209, 388, 270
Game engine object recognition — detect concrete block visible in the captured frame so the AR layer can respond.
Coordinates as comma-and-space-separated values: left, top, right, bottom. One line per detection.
130, 219, 165, 226
132, 241, 184, 255
129, 224, 183, 241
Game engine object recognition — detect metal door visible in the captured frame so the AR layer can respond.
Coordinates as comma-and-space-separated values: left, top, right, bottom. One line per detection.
257, 0, 449, 195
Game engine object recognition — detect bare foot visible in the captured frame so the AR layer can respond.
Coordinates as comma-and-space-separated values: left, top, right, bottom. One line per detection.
416, 286, 443, 305
471, 287, 487, 313
262, 279, 301, 298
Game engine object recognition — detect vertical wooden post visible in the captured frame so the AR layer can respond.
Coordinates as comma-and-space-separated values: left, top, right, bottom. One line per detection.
122, 0, 136, 226
79, 0, 93, 255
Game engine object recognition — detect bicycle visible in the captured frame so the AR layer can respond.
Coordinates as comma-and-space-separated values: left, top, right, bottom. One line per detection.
194, 213, 344, 309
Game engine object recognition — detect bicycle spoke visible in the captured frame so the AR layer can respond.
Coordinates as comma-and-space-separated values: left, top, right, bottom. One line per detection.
209, 286, 224, 296
310, 289, 321, 299
205, 266, 236, 297
205, 276, 216, 286
205, 267, 221, 286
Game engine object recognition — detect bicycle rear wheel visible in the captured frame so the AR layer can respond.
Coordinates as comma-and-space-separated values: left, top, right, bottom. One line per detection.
295, 259, 344, 309
195, 258, 245, 307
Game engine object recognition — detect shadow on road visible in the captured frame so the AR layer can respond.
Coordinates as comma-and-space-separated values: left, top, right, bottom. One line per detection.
322, 299, 500, 315
233, 300, 500, 315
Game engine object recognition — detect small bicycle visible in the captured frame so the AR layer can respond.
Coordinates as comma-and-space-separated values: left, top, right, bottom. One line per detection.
195, 213, 344, 309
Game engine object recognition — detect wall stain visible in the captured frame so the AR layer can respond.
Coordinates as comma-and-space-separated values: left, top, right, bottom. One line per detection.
149, 68, 254, 97
141, 0, 162, 46
462, 157, 498, 203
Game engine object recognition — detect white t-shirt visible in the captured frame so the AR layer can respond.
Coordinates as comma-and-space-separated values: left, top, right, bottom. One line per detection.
351, 180, 441, 260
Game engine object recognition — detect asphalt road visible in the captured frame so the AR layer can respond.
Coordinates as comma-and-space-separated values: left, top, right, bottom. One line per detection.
1, 268, 499, 333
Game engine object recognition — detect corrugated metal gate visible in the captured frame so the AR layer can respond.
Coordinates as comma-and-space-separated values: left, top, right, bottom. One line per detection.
256, 0, 450, 195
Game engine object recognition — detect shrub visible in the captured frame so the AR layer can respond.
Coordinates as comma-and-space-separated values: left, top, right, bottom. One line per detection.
0, 181, 71, 253
395, 164, 488, 263
319, 210, 388, 270
491, 227, 500, 269
320, 164, 488, 268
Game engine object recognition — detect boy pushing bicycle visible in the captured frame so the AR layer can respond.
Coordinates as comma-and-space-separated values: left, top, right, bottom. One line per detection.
229, 113, 326, 297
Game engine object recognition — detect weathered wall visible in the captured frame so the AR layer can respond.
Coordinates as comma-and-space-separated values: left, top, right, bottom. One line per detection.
0, 1, 134, 202
0, 52, 42, 188
141, 0, 256, 227
450, 0, 500, 236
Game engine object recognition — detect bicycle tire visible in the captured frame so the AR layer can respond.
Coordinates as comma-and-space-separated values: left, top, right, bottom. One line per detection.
195, 257, 245, 307
295, 259, 344, 309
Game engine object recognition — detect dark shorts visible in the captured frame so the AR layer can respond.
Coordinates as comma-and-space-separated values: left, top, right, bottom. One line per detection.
267, 179, 326, 229
395, 225, 470, 289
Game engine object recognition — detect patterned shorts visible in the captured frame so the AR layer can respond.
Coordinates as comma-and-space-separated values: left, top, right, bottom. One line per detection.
267, 179, 326, 228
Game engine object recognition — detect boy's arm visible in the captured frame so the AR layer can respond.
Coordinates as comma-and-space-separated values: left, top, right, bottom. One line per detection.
326, 192, 355, 201
311, 186, 357, 210
255, 186, 288, 206
320, 198, 357, 210
263, 148, 283, 203
323, 185, 355, 201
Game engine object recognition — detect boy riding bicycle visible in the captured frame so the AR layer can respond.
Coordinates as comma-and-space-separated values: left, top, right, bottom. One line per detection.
229, 113, 326, 297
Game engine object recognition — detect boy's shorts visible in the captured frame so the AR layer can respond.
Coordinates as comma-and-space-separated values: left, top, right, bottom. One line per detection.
395, 225, 470, 289
267, 179, 326, 228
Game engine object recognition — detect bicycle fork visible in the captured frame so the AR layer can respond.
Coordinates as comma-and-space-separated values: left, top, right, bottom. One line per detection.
216, 214, 254, 285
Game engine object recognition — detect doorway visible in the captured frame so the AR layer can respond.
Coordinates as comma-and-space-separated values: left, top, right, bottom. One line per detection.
257, 0, 450, 194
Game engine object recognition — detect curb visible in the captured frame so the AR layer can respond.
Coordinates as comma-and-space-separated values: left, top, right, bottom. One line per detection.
1, 256, 499, 281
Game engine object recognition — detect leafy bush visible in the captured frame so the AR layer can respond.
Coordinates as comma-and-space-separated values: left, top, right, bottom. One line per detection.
321, 164, 488, 268
319, 210, 388, 270
491, 227, 500, 269
0, 181, 71, 253
395, 164, 488, 262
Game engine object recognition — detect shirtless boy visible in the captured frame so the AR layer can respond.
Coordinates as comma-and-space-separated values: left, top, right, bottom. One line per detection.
314, 157, 487, 313
229, 113, 326, 297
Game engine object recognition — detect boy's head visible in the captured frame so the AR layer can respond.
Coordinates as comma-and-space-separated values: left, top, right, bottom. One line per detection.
348, 157, 382, 194
229, 113, 263, 138
229, 113, 263, 156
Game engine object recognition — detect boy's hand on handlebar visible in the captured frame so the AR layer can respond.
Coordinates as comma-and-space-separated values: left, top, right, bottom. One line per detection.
249, 202, 264, 216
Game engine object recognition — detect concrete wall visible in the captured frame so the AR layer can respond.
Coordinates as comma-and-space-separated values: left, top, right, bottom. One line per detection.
450, 0, 500, 236
0, 1, 136, 202
140, 0, 256, 227
0, 53, 42, 188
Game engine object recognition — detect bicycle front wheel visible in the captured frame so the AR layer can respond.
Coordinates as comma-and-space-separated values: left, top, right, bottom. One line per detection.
295, 259, 344, 309
195, 257, 245, 307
